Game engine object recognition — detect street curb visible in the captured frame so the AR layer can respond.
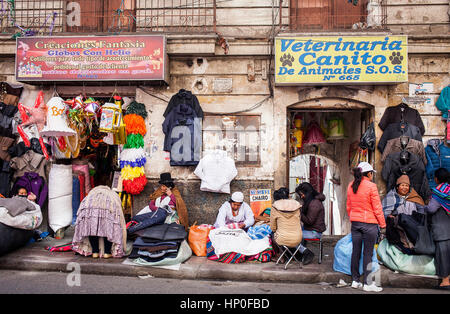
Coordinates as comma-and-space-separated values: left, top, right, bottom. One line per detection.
0, 252, 440, 289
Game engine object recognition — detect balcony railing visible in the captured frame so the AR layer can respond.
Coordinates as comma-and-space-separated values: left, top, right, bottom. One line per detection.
0, 0, 217, 36
282, 0, 388, 31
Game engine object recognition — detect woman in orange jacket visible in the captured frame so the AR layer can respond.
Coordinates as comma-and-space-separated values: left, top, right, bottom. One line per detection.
346, 162, 386, 292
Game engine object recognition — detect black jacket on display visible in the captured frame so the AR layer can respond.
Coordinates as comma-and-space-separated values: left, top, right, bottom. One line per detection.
382, 151, 430, 201
163, 89, 204, 118
378, 103, 425, 136
377, 122, 422, 153
162, 90, 203, 166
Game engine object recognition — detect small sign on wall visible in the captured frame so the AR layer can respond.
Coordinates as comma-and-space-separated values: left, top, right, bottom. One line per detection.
249, 189, 271, 217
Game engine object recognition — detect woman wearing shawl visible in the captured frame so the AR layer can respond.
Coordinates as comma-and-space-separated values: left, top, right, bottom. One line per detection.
425, 168, 450, 290
382, 175, 425, 218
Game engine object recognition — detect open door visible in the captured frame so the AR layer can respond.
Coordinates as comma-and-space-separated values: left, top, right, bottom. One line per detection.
288, 107, 374, 235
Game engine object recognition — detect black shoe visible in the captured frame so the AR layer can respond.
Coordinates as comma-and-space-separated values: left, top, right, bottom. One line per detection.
302, 248, 314, 265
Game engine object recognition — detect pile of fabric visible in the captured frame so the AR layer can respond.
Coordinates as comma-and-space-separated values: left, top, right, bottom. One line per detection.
206, 224, 274, 264
126, 206, 190, 266
0, 195, 42, 256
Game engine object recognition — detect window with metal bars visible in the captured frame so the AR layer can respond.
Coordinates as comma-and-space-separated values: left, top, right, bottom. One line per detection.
0, 0, 216, 35
288, 0, 386, 31
203, 114, 261, 167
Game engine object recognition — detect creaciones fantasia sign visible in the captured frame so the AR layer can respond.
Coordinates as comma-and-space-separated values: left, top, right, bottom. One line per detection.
275, 36, 408, 85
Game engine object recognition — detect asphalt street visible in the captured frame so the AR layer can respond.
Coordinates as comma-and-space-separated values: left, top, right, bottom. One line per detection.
0, 269, 446, 295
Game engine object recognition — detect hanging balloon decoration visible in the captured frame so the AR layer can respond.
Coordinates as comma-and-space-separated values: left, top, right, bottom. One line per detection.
119, 100, 148, 195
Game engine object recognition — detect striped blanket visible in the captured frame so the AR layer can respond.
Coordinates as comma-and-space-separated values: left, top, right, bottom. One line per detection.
432, 183, 450, 215
206, 237, 273, 264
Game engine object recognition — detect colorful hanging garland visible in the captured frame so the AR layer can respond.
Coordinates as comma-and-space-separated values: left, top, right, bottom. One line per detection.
119, 101, 148, 195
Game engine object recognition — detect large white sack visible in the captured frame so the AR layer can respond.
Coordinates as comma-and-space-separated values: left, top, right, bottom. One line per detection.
208, 227, 270, 256
48, 164, 73, 232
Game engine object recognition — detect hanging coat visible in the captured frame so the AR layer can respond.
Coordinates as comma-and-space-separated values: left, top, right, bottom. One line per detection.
377, 122, 422, 153
425, 139, 450, 191
378, 103, 425, 136
162, 102, 202, 166
382, 152, 430, 201
163, 89, 204, 118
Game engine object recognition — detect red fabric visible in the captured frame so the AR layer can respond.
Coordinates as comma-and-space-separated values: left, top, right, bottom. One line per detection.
77, 173, 85, 201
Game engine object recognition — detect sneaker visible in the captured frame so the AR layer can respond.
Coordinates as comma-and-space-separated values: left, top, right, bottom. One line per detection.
351, 281, 363, 289
363, 283, 383, 292
302, 248, 314, 265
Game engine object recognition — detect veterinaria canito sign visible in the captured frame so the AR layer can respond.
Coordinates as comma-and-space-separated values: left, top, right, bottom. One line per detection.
275, 36, 408, 85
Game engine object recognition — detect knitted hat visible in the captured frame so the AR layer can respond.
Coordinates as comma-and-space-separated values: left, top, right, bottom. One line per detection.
396, 175, 410, 186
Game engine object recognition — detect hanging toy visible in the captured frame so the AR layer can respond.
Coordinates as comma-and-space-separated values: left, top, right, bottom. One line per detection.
17, 90, 50, 160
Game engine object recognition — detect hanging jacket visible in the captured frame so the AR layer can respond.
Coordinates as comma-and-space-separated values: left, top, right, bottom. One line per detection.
11, 172, 48, 208
425, 139, 450, 191
0, 103, 18, 138
194, 150, 237, 194
382, 151, 430, 201
378, 103, 425, 135
381, 137, 427, 165
377, 122, 422, 153
163, 89, 204, 118
0, 160, 12, 197
435, 86, 450, 119
162, 101, 202, 166
8, 139, 52, 159
9, 150, 50, 182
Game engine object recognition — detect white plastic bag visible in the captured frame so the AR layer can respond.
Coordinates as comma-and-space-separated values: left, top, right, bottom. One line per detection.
48, 164, 73, 232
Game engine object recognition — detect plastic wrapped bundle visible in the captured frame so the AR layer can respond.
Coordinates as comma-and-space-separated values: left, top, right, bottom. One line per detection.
48, 164, 73, 233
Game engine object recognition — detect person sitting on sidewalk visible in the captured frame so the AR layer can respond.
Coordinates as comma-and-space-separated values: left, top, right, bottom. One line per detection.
148, 172, 189, 230
214, 191, 254, 230
16, 187, 37, 203
270, 187, 302, 261
295, 182, 326, 265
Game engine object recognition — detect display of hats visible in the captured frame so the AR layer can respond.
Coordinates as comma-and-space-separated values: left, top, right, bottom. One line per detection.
40, 97, 77, 137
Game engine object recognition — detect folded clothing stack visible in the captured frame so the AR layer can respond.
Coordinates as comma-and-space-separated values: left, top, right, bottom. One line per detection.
128, 222, 188, 263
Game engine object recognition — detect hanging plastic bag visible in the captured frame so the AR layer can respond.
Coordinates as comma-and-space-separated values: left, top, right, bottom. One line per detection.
359, 122, 376, 151
188, 223, 214, 257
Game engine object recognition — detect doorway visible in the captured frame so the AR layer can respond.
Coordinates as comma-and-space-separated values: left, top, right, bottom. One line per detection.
287, 107, 374, 235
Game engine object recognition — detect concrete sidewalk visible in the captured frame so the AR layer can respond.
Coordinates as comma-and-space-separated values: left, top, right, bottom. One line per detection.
0, 226, 440, 289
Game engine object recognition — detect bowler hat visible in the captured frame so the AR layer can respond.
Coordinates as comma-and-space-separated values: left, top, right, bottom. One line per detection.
159, 172, 174, 185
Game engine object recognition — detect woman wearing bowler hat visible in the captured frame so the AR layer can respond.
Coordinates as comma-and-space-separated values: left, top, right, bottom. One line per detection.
148, 172, 189, 230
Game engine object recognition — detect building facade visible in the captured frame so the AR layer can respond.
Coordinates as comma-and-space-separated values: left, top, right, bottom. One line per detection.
0, 0, 449, 235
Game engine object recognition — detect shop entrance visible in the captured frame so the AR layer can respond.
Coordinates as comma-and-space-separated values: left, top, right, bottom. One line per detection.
287, 106, 374, 235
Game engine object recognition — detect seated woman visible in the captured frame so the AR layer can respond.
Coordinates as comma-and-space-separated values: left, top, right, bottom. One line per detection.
214, 191, 254, 230
295, 182, 326, 265
382, 175, 425, 254
270, 187, 302, 257
382, 175, 425, 218
148, 173, 189, 230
